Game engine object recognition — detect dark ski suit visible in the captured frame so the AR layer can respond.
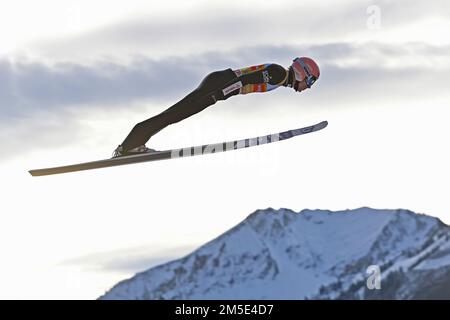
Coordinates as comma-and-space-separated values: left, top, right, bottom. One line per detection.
120, 63, 289, 152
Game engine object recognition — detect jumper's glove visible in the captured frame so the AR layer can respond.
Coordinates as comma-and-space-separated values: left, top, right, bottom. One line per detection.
284, 67, 296, 89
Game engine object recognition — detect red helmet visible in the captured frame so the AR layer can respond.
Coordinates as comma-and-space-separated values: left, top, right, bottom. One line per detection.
291, 57, 320, 88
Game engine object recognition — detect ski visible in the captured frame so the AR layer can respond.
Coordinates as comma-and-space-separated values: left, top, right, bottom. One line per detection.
28, 120, 328, 176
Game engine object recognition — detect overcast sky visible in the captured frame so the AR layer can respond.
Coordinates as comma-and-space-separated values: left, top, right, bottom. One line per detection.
1, 0, 449, 299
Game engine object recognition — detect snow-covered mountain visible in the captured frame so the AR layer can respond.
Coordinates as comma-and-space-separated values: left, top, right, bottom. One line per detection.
100, 208, 450, 300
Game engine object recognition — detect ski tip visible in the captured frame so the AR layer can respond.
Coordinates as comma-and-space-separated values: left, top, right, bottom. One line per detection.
315, 120, 328, 130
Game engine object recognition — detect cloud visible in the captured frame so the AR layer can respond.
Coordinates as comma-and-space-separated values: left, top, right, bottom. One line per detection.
27, 5, 360, 60
23, 0, 450, 61
2, 42, 449, 118
61, 244, 196, 273
0, 58, 205, 120
1, 42, 449, 161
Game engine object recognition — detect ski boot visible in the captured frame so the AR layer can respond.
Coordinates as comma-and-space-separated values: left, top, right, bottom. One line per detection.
112, 145, 158, 158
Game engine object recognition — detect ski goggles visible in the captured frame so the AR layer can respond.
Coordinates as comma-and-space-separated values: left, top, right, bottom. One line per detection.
293, 57, 317, 88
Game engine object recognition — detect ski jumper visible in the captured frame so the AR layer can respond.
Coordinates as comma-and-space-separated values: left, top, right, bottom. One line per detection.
120, 63, 288, 152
